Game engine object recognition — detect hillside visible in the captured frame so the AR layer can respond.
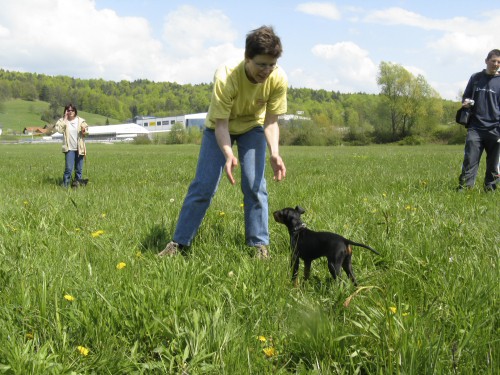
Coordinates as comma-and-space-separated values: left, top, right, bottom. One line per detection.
0, 99, 121, 132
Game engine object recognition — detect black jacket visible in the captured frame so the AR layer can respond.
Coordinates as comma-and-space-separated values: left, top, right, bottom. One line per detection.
463, 70, 500, 132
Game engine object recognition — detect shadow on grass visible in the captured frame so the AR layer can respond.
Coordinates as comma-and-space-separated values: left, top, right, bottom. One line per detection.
140, 224, 168, 253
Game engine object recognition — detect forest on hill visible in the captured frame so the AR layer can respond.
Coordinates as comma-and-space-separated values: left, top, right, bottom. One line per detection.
0, 64, 464, 144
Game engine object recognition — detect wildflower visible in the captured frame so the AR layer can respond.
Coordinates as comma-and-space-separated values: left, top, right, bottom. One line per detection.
170, 198, 175, 203
101, 213, 106, 218
263, 347, 277, 358
116, 262, 126, 270
75, 228, 81, 232
228, 271, 234, 278
389, 306, 397, 314
402, 312, 410, 317
405, 205, 412, 210
136, 251, 142, 258
219, 211, 225, 217
77, 346, 90, 356
91, 230, 105, 238
257, 336, 267, 343
382, 193, 387, 198
23, 200, 29, 206
64, 294, 75, 302
240, 203, 244, 208
25, 333, 34, 340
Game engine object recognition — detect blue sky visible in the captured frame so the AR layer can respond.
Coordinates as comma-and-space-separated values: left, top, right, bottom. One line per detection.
0, 0, 498, 101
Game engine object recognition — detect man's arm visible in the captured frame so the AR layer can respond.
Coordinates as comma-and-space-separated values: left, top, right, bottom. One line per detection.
215, 118, 238, 185
264, 114, 286, 181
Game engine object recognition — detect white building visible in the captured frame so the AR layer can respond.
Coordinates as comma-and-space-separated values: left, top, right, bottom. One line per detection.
135, 112, 207, 133
51, 123, 150, 142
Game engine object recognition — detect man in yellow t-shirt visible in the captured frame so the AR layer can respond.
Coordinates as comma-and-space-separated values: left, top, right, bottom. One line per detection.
159, 25, 287, 259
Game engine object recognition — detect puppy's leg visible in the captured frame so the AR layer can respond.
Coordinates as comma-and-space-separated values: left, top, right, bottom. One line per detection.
291, 251, 300, 286
327, 257, 342, 281
342, 252, 358, 286
303, 259, 312, 280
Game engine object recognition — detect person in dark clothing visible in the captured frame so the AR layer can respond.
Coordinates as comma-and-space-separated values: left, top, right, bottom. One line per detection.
458, 49, 500, 192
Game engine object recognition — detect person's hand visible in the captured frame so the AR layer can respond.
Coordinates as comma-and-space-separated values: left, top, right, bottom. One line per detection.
270, 155, 286, 182
224, 155, 238, 185
81, 127, 86, 136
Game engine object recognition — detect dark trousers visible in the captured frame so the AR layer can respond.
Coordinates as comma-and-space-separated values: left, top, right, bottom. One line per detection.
459, 128, 500, 189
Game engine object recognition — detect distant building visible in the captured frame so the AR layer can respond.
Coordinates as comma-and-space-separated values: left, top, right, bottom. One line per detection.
23, 126, 49, 135
51, 123, 150, 142
133, 113, 207, 133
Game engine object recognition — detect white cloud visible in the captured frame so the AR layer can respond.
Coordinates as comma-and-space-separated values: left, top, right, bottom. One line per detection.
162, 5, 237, 57
0, 24, 10, 37
0, 0, 241, 84
310, 41, 378, 93
296, 2, 341, 21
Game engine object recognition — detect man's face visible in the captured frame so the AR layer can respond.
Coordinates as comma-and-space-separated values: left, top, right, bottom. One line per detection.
245, 54, 278, 84
485, 55, 500, 75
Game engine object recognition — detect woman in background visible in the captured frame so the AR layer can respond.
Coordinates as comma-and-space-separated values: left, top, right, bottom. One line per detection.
55, 103, 88, 187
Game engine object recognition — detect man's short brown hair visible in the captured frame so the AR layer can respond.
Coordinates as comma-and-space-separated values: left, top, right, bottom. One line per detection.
245, 26, 282, 59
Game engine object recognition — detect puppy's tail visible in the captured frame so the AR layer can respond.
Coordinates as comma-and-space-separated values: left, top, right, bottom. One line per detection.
346, 240, 380, 255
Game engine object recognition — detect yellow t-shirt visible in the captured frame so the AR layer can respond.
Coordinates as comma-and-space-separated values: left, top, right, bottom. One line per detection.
205, 60, 288, 135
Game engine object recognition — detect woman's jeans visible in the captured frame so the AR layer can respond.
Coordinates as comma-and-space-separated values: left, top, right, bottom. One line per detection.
173, 127, 269, 247
63, 151, 84, 187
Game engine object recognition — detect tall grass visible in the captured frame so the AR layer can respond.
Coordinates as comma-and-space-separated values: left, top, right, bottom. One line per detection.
0, 143, 498, 374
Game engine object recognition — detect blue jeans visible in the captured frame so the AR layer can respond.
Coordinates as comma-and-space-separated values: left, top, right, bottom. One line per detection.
459, 128, 500, 189
63, 151, 84, 187
173, 127, 269, 247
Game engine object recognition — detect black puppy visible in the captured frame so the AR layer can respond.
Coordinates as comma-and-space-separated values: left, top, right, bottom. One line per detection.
273, 206, 379, 286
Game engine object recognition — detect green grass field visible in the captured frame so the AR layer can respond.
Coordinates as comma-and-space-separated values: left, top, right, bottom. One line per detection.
0, 143, 498, 374
0, 99, 121, 132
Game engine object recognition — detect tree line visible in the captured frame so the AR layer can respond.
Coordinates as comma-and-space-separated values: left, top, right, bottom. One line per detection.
0, 64, 464, 144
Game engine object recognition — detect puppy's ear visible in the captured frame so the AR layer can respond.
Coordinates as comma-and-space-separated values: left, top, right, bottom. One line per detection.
295, 206, 305, 214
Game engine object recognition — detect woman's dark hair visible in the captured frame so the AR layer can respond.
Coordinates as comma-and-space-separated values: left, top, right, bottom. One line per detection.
64, 103, 78, 116
245, 26, 282, 59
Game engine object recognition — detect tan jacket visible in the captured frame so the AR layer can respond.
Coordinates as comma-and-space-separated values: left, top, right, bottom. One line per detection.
55, 116, 88, 155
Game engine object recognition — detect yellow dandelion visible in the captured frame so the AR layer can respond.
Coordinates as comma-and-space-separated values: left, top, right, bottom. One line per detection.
389, 306, 397, 314
75, 228, 81, 232
64, 294, 75, 302
257, 335, 267, 342
240, 203, 244, 208
101, 213, 106, 218
219, 211, 225, 217
116, 262, 126, 270
405, 205, 412, 210
382, 193, 387, 198
25, 333, 34, 340
263, 347, 277, 358
77, 346, 90, 356
91, 230, 105, 238
402, 312, 410, 317
136, 251, 142, 258
23, 200, 29, 206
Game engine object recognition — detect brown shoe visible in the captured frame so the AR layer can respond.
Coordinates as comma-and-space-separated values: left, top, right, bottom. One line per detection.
158, 241, 180, 257
255, 245, 269, 259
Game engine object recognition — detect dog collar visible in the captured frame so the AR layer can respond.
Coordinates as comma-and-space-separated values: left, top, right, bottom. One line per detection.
293, 223, 307, 232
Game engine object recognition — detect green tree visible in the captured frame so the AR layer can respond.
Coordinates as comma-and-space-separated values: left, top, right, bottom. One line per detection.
377, 62, 442, 141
